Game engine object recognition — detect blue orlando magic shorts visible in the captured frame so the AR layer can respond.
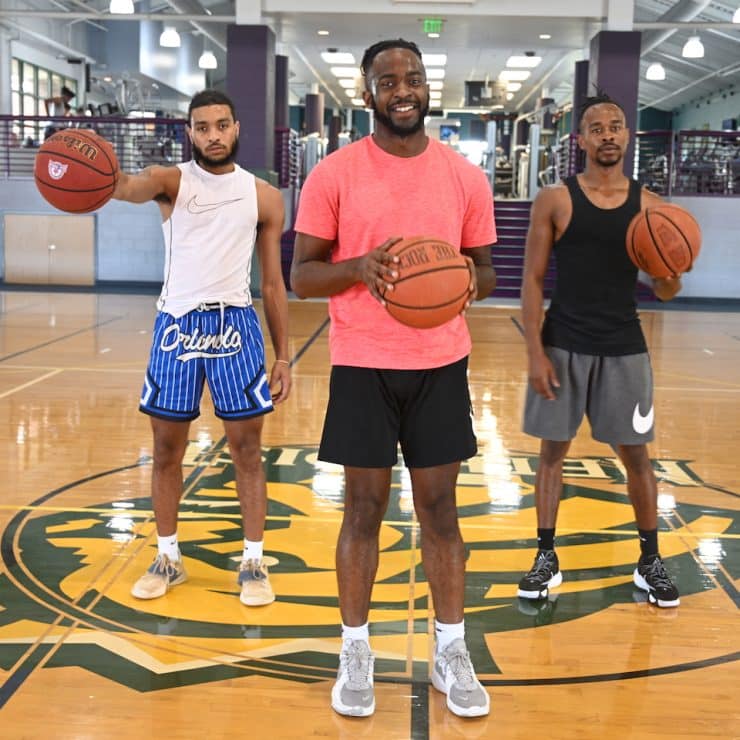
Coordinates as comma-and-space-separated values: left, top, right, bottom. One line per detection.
139, 305, 273, 421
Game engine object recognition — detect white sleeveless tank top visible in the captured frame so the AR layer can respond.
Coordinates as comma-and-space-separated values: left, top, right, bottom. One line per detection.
157, 160, 258, 317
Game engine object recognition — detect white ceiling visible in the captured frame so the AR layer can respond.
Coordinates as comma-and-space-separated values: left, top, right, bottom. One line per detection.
202, 0, 740, 112
5, 0, 740, 113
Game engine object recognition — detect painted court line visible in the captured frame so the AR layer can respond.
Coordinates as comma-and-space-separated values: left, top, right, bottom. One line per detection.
0, 369, 63, 400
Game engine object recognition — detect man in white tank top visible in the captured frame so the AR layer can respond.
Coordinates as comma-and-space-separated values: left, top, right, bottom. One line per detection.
112, 90, 291, 607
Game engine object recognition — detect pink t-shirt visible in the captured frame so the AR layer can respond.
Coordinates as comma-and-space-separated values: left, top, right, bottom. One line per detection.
294, 136, 497, 369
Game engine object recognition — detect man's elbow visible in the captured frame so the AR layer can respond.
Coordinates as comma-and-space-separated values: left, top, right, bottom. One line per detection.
289, 267, 307, 299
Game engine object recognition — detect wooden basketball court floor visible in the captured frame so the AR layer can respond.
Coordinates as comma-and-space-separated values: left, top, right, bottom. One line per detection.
0, 288, 738, 739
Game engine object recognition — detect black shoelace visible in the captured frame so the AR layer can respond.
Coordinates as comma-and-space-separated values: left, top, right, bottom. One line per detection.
529, 551, 556, 578
643, 557, 673, 589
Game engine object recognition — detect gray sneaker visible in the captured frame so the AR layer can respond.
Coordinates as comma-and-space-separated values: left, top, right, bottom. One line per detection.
432, 638, 490, 717
331, 639, 375, 717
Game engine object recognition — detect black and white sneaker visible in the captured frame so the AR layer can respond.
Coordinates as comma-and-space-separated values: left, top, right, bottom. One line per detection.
633, 555, 680, 608
517, 549, 562, 600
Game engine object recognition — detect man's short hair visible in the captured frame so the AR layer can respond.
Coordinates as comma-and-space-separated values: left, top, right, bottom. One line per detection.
188, 89, 237, 122
360, 39, 423, 78
578, 93, 626, 131
61, 86, 75, 99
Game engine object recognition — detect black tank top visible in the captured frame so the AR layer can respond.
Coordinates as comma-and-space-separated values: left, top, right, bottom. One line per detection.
542, 175, 647, 355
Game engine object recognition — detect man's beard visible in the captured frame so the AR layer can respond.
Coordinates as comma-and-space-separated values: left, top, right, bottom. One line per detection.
192, 136, 239, 168
595, 146, 622, 167
370, 96, 429, 137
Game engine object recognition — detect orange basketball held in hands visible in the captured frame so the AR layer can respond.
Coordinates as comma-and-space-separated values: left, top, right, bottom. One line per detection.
380, 236, 471, 329
34, 130, 119, 213
626, 204, 702, 278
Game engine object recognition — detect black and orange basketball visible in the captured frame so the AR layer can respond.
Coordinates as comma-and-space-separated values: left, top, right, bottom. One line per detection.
34, 130, 118, 213
380, 236, 471, 329
626, 204, 702, 278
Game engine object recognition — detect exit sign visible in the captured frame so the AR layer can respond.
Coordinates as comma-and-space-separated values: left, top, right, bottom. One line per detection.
423, 18, 443, 34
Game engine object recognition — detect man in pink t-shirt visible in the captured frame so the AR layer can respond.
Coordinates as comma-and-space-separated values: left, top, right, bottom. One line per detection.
291, 39, 496, 719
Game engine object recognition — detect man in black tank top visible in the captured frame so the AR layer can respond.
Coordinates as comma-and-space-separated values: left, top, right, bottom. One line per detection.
518, 94, 684, 608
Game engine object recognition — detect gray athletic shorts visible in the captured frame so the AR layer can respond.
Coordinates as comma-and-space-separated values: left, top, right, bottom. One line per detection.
523, 347, 655, 445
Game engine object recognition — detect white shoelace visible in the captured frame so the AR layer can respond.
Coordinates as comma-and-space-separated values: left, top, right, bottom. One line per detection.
341, 641, 372, 690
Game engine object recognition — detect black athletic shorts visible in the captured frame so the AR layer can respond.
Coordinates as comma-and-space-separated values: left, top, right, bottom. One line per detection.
319, 356, 477, 468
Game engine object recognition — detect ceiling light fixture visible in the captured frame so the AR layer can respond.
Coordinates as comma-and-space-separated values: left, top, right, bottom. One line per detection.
645, 62, 665, 81
198, 51, 217, 70
682, 35, 704, 58
321, 51, 356, 65
109, 0, 134, 13
505, 55, 542, 68
426, 68, 445, 80
329, 66, 360, 78
427, 33, 440, 39
338, 78, 356, 89
318, 30, 330, 36
506, 82, 522, 92
539, 33, 551, 40
159, 27, 181, 48
429, 81, 444, 90
351, 98, 365, 106
422, 53, 447, 66
498, 70, 530, 81
733, 8, 740, 23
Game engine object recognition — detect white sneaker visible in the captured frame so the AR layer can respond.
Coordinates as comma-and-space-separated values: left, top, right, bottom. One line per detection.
432, 638, 490, 717
331, 639, 375, 717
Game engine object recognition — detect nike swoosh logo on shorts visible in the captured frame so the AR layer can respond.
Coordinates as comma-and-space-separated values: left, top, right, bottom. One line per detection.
632, 402, 654, 434
186, 195, 243, 214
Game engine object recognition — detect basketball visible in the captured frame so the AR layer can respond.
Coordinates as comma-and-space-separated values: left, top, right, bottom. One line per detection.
34, 130, 118, 213
626, 204, 702, 278
380, 236, 471, 329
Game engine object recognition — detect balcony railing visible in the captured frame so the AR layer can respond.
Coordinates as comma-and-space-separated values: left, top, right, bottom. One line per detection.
0, 114, 190, 178
555, 129, 739, 197
674, 130, 740, 196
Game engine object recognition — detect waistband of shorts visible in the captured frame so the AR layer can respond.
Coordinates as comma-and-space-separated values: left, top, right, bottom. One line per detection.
196, 301, 251, 312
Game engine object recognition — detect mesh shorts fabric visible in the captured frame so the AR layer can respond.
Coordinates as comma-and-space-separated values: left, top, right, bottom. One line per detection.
139, 305, 273, 421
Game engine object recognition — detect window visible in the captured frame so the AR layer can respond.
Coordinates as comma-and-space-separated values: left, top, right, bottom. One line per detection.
10, 57, 77, 143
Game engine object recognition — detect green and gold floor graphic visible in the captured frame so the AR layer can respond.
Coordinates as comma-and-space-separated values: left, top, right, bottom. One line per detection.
2, 442, 738, 714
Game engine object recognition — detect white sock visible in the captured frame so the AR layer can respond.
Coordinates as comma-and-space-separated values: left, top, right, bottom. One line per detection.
243, 538, 263, 562
435, 619, 465, 653
341, 622, 370, 649
157, 533, 180, 561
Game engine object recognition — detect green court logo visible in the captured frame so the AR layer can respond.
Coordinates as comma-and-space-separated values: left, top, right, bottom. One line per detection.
0, 444, 736, 691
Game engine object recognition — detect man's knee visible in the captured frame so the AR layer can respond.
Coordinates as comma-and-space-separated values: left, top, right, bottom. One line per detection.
539, 439, 570, 467
618, 444, 653, 476
415, 489, 460, 539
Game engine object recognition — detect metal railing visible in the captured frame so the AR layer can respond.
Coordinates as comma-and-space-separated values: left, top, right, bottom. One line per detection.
674, 130, 740, 196
0, 114, 190, 177
553, 129, 738, 197
3, 116, 308, 192
634, 130, 674, 195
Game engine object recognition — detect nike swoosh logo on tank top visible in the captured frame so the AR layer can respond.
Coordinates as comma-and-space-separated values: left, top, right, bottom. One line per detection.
186, 195, 244, 215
